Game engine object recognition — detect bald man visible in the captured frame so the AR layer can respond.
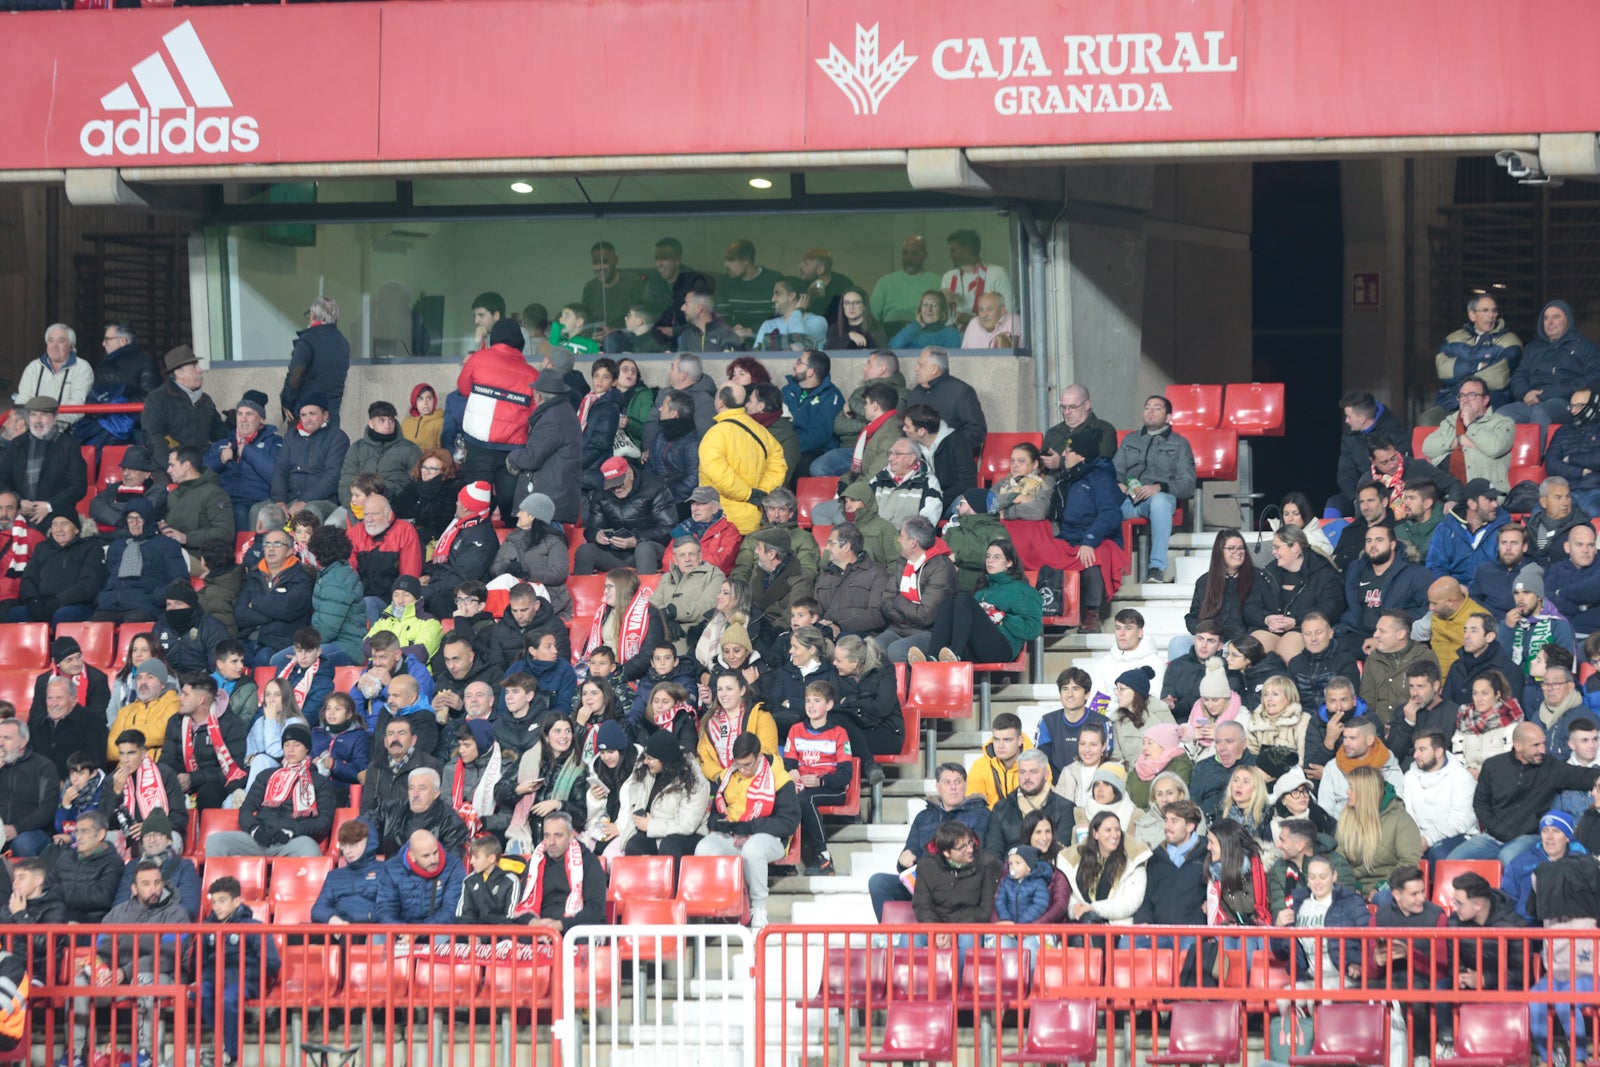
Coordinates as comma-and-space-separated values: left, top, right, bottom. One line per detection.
375, 829, 464, 929
1427, 577, 1486, 678
1450, 721, 1600, 864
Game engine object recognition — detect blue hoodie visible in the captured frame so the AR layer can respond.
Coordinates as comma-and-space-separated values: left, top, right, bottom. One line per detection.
504, 654, 578, 715
1509, 299, 1600, 404
1502, 837, 1589, 923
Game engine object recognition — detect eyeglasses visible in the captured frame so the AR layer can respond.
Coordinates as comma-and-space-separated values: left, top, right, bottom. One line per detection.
262, 539, 291, 549
1541, 680, 1573, 688
421, 465, 444, 474
1458, 390, 1486, 399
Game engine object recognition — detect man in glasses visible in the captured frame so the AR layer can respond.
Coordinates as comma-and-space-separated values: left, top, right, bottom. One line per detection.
1042, 383, 1116, 468
1421, 293, 1521, 426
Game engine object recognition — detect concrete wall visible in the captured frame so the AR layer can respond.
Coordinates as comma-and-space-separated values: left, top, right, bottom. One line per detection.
1340, 159, 1409, 409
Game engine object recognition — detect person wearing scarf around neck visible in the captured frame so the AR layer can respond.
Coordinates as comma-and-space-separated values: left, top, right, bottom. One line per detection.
444, 719, 510, 841
694, 731, 800, 932
92, 496, 187, 624
242, 677, 311, 798
374, 828, 466, 937
206, 722, 334, 857
420, 481, 498, 619
514, 811, 608, 932
158, 672, 247, 812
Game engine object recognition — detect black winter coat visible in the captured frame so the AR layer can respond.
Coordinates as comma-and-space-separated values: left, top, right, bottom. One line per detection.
97, 532, 188, 616
508, 398, 583, 525
766, 662, 841, 737
985, 790, 1075, 857
578, 389, 622, 492
28, 698, 108, 779
480, 596, 571, 674
95, 342, 162, 404
0, 749, 59, 837
233, 562, 316, 654
1446, 888, 1527, 989
48, 844, 125, 923
0, 431, 89, 525
1442, 639, 1521, 706
1242, 553, 1345, 632
141, 379, 224, 470
1473, 751, 1600, 843
158, 711, 248, 800
1133, 840, 1208, 925
1287, 640, 1361, 701
16, 532, 106, 621
580, 472, 678, 547
154, 609, 230, 675
1185, 571, 1250, 639
1337, 404, 1410, 500
422, 521, 498, 617
283, 322, 351, 418
393, 476, 457, 545
237, 762, 336, 845
834, 664, 904, 739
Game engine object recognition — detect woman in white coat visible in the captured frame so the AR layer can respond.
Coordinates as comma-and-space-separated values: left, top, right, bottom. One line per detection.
619, 731, 711, 858
1058, 809, 1151, 926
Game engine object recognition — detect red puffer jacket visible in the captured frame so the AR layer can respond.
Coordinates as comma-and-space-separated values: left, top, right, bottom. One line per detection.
457, 343, 537, 447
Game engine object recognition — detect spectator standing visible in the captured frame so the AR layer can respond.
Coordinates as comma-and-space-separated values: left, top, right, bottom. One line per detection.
699, 385, 787, 536
940, 228, 1013, 326
643, 390, 702, 509
458, 318, 537, 520
905, 347, 986, 459
140, 345, 225, 471
507, 368, 583, 526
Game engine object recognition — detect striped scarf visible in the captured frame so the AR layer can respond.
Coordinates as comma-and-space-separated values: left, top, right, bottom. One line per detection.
261, 757, 318, 818
714, 756, 775, 821
515, 837, 585, 918
183, 712, 244, 785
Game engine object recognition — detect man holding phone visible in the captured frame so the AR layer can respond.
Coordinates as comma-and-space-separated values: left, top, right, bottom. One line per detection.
1041, 383, 1118, 469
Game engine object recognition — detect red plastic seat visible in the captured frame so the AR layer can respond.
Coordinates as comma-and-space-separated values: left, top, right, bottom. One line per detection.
859, 1001, 956, 1063
0, 669, 36, 722
605, 856, 677, 921
1431, 859, 1502, 912
794, 476, 835, 527
271, 902, 343, 998
252, 665, 276, 692
1289, 1002, 1389, 1067
971, 653, 1027, 725
325, 807, 360, 856
797, 947, 888, 1010
412, 951, 484, 1002
1509, 464, 1546, 488
56, 621, 116, 671
1148, 1001, 1243, 1065
1166, 385, 1224, 431
76, 447, 99, 516
1031, 947, 1104, 1000
190, 808, 241, 866
333, 665, 362, 694
673, 855, 746, 921
268, 856, 333, 905
881, 901, 915, 926
565, 524, 586, 566
113, 622, 154, 670
618, 898, 689, 962
98, 445, 129, 488
1222, 383, 1285, 437
201, 856, 267, 917
1188, 427, 1240, 482
904, 662, 973, 721
1435, 1003, 1531, 1067
811, 524, 831, 551
1106, 945, 1178, 1009
980, 432, 1044, 487
343, 944, 411, 1001
1001, 998, 1098, 1064
816, 756, 860, 818
0, 623, 51, 669
888, 948, 957, 1001
233, 531, 253, 564
957, 945, 1031, 1009
1411, 425, 1433, 458
1511, 423, 1544, 466
566, 575, 607, 628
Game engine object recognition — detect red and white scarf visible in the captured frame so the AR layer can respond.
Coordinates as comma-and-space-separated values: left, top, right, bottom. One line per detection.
261, 757, 318, 818
714, 756, 776, 821
183, 712, 245, 785
577, 392, 599, 431
433, 510, 487, 564
852, 409, 897, 473
703, 707, 743, 768
451, 742, 504, 839
945, 262, 992, 312
124, 756, 168, 818
899, 555, 927, 603
276, 657, 319, 710
514, 837, 585, 919
52, 663, 89, 707
4, 516, 35, 577
582, 591, 652, 662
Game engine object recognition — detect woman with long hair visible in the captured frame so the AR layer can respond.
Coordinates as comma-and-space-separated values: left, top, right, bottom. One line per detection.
640, 681, 699, 753
393, 448, 459, 545
106, 632, 167, 726
695, 578, 752, 672
615, 357, 656, 452
1108, 665, 1174, 774
924, 539, 1043, 664
767, 625, 838, 738
1179, 818, 1272, 987
696, 669, 779, 782
992, 441, 1055, 521
1334, 765, 1422, 899
583, 721, 642, 858
1223, 634, 1289, 711
888, 290, 962, 349
825, 288, 885, 350
831, 634, 904, 760
1279, 492, 1335, 560
1456, 668, 1523, 772
1242, 525, 1345, 662
1012, 811, 1074, 924
1270, 853, 1372, 990
1222, 765, 1276, 858
241, 678, 307, 798
579, 568, 666, 682
501, 711, 589, 854
1061, 810, 1149, 925
1242, 674, 1310, 767
1178, 528, 1257, 658
573, 678, 629, 758
620, 731, 711, 857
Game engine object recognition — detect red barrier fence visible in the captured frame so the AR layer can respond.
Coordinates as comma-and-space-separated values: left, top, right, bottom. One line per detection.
755, 923, 1600, 1067
6, 923, 564, 1067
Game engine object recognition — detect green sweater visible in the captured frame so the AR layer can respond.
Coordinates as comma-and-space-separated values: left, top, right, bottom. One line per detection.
974, 572, 1044, 656
945, 512, 1010, 592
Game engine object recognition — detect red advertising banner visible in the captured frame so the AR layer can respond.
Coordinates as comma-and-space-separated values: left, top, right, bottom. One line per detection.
0, 0, 1593, 172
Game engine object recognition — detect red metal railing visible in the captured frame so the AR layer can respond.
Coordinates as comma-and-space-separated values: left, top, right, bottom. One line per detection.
8, 923, 564, 1067
755, 922, 1600, 1067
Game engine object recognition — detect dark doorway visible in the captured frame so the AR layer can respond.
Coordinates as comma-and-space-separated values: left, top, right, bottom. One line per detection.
1251, 162, 1344, 516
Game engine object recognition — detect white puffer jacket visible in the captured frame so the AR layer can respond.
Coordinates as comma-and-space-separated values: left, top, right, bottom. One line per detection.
1057, 841, 1152, 923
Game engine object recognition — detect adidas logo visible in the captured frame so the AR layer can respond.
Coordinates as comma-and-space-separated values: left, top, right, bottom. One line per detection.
79, 20, 259, 158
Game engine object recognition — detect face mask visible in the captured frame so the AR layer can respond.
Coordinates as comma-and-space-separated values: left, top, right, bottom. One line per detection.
166, 608, 195, 632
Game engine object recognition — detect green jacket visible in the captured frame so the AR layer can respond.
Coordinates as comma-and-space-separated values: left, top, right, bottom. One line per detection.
973, 571, 1044, 657
1266, 837, 1359, 913
1395, 509, 1444, 565
166, 469, 235, 549
834, 371, 908, 449
313, 561, 370, 663
839, 482, 901, 571
732, 519, 820, 584
620, 385, 656, 450
944, 511, 1010, 592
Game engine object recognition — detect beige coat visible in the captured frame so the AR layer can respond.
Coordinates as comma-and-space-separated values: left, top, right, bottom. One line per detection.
1241, 702, 1312, 762
1422, 410, 1515, 492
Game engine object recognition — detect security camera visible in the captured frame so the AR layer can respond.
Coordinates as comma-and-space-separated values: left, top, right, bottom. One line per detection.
1495, 149, 1562, 186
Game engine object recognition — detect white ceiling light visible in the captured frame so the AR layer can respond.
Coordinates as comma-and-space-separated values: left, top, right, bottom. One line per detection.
509, 181, 534, 194
748, 177, 773, 190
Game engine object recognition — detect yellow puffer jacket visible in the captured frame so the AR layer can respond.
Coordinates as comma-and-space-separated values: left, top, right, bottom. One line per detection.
698, 410, 787, 534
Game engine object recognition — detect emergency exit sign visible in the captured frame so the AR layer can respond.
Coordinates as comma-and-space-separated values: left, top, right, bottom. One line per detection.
1352, 272, 1381, 313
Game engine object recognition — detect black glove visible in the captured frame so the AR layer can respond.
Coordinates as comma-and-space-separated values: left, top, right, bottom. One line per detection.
661, 603, 677, 622
707, 816, 732, 835
251, 824, 277, 847
277, 828, 295, 845
747, 489, 767, 509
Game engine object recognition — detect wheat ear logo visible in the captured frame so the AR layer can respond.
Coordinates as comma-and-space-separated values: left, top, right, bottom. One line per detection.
816, 23, 917, 116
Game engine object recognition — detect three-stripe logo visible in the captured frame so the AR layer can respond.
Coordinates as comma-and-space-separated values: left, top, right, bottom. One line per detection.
79, 21, 259, 158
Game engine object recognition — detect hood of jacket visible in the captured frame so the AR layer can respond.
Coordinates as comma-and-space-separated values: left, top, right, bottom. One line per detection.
1540, 299, 1580, 343
1317, 696, 1371, 724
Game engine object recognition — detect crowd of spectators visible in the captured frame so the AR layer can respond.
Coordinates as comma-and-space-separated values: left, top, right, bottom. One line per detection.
3, 277, 1600, 1067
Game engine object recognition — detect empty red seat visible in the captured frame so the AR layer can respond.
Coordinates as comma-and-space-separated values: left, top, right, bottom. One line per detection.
1511, 423, 1544, 466
816, 756, 860, 818
1030, 947, 1104, 1000
979, 432, 1044, 487
1509, 464, 1546, 488
797, 947, 887, 1010
332, 665, 363, 694
794, 477, 835, 527
1165, 384, 1224, 430
1001, 998, 1098, 1064
189, 808, 240, 867
811, 524, 831, 551
1411, 425, 1433, 458
618, 898, 689, 962
0, 623, 50, 669
957, 945, 1031, 1009
889, 948, 957, 1001
1188, 427, 1240, 482
674, 855, 746, 921
1222, 382, 1285, 436
56, 621, 116, 671
0, 669, 36, 721
325, 807, 360, 856
567, 575, 607, 627
860, 1002, 956, 1064
873, 706, 920, 768
605, 856, 676, 921
1148, 1001, 1243, 1066
268, 856, 333, 904
905, 662, 972, 721
1289, 1002, 1389, 1067
1435, 1004, 1531, 1067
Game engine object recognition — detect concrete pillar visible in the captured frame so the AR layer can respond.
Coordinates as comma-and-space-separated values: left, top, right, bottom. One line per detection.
1340, 158, 1409, 409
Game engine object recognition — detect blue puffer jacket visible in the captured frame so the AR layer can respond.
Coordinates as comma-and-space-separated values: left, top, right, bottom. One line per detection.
311, 823, 384, 924
375, 844, 466, 926
311, 723, 370, 800
197, 903, 280, 988
1272, 883, 1372, 975
579, 389, 622, 492
1426, 510, 1509, 584
644, 428, 701, 504
1509, 300, 1600, 406
1502, 839, 1589, 923
993, 858, 1053, 923
205, 425, 283, 506
1436, 319, 1522, 409
97, 532, 189, 616
1051, 458, 1124, 549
